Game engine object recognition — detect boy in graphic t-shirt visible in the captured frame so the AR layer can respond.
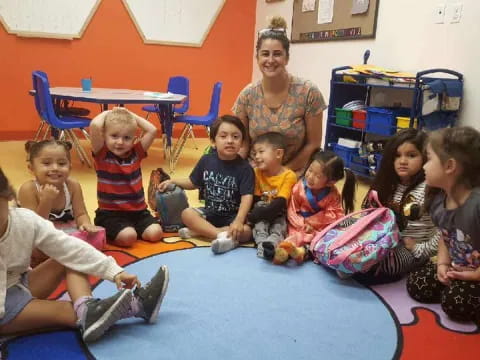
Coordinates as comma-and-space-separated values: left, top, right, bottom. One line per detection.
158, 115, 254, 254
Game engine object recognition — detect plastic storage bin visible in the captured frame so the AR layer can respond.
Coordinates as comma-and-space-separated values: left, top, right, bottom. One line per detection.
332, 143, 358, 167
366, 108, 410, 136
366, 108, 396, 135
352, 110, 367, 129
396, 116, 417, 132
335, 108, 352, 127
349, 162, 370, 176
350, 155, 369, 166
375, 153, 383, 171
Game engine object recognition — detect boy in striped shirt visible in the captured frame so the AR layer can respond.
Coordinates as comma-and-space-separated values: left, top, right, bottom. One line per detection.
90, 107, 163, 247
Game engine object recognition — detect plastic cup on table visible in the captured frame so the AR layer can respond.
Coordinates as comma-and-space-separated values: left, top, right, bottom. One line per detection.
81, 78, 92, 92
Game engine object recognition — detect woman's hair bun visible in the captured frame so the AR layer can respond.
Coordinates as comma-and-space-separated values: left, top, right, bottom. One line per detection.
268, 16, 287, 30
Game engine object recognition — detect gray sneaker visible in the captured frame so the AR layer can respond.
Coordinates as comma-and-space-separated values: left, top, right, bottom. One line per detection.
79, 289, 133, 343
134, 265, 169, 324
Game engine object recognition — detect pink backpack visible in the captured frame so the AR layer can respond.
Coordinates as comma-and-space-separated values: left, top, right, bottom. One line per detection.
310, 192, 399, 275
70, 228, 106, 250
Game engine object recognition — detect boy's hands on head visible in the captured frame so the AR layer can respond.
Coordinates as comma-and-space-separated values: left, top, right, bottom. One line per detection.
38, 184, 60, 203
114, 271, 141, 290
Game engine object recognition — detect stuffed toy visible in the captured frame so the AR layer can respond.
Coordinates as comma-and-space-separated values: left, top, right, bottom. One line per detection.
273, 241, 307, 265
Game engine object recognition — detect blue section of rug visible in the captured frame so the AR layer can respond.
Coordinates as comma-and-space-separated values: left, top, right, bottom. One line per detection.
3, 330, 89, 359
87, 247, 398, 360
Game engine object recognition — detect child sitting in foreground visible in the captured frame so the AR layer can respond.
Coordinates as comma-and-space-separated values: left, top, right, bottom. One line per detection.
247, 132, 297, 259
158, 115, 255, 254
0, 168, 169, 343
407, 127, 480, 324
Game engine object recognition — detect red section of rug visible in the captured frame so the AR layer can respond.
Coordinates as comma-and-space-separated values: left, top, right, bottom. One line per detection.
401, 308, 479, 359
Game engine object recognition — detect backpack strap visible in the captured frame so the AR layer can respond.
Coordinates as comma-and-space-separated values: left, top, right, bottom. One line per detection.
300, 178, 331, 218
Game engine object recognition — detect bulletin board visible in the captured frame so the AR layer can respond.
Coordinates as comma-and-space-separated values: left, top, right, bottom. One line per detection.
0, 0, 101, 40
291, 0, 379, 43
122, 0, 225, 47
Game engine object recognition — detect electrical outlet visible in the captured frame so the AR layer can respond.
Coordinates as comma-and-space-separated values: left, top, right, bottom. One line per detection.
434, 4, 445, 24
450, 3, 463, 23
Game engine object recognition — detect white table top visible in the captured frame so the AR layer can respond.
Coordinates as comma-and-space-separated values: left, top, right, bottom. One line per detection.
48, 87, 186, 105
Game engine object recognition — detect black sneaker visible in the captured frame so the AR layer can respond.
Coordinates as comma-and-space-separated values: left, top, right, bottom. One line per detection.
258, 242, 275, 260
79, 289, 133, 343
134, 265, 169, 324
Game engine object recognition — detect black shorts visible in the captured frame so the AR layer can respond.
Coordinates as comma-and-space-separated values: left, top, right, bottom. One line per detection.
195, 207, 236, 228
94, 209, 158, 241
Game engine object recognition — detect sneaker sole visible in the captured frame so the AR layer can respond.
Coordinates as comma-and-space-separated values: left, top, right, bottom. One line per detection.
148, 266, 169, 324
83, 290, 133, 343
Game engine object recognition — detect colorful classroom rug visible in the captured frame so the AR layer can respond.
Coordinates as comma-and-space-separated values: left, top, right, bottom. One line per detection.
1, 240, 478, 360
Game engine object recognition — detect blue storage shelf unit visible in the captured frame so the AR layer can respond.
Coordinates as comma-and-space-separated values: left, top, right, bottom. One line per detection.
326, 66, 463, 178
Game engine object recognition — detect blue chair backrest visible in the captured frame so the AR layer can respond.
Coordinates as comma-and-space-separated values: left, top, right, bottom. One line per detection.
168, 76, 190, 114
32, 70, 49, 118
209, 82, 222, 120
32, 71, 64, 129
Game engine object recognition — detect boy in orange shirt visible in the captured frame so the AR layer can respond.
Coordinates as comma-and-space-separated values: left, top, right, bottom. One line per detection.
247, 132, 297, 259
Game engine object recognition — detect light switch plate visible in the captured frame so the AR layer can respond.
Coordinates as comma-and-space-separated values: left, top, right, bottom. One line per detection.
434, 4, 446, 24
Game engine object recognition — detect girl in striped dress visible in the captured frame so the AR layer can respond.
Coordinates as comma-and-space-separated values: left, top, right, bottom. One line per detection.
355, 129, 440, 284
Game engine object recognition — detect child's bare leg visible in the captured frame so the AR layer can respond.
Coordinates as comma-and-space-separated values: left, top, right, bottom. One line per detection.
181, 208, 223, 241
113, 227, 137, 247
142, 223, 163, 242
0, 259, 83, 335
0, 299, 77, 335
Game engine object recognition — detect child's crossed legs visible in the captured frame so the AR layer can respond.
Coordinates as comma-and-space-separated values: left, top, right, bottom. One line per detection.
181, 207, 252, 252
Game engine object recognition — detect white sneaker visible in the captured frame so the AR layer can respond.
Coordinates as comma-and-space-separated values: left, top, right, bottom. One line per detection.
178, 227, 192, 239
211, 231, 236, 254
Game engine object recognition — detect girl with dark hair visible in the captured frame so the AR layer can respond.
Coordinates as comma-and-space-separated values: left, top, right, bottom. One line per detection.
357, 129, 440, 284
407, 127, 480, 324
18, 140, 105, 267
273, 150, 356, 265
232, 16, 327, 173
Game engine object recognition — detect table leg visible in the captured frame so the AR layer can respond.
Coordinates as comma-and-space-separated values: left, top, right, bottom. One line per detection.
158, 104, 175, 172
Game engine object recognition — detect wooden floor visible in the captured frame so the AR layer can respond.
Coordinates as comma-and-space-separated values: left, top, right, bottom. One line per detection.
0, 137, 370, 223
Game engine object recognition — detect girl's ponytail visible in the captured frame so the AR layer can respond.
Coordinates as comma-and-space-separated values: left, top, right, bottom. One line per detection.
341, 169, 356, 214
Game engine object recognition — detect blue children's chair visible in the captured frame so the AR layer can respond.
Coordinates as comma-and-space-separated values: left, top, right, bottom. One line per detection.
142, 76, 190, 156
32, 71, 93, 167
33, 71, 90, 141
170, 81, 222, 169
143, 76, 190, 119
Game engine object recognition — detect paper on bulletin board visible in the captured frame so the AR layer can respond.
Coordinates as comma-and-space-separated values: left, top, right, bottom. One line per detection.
317, 0, 334, 24
351, 0, 369, 15
302, 0, 315, 12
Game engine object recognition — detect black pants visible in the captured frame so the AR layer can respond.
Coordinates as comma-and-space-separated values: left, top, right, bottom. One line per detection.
406, 262, 480, 323
353, 245, 426, 285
